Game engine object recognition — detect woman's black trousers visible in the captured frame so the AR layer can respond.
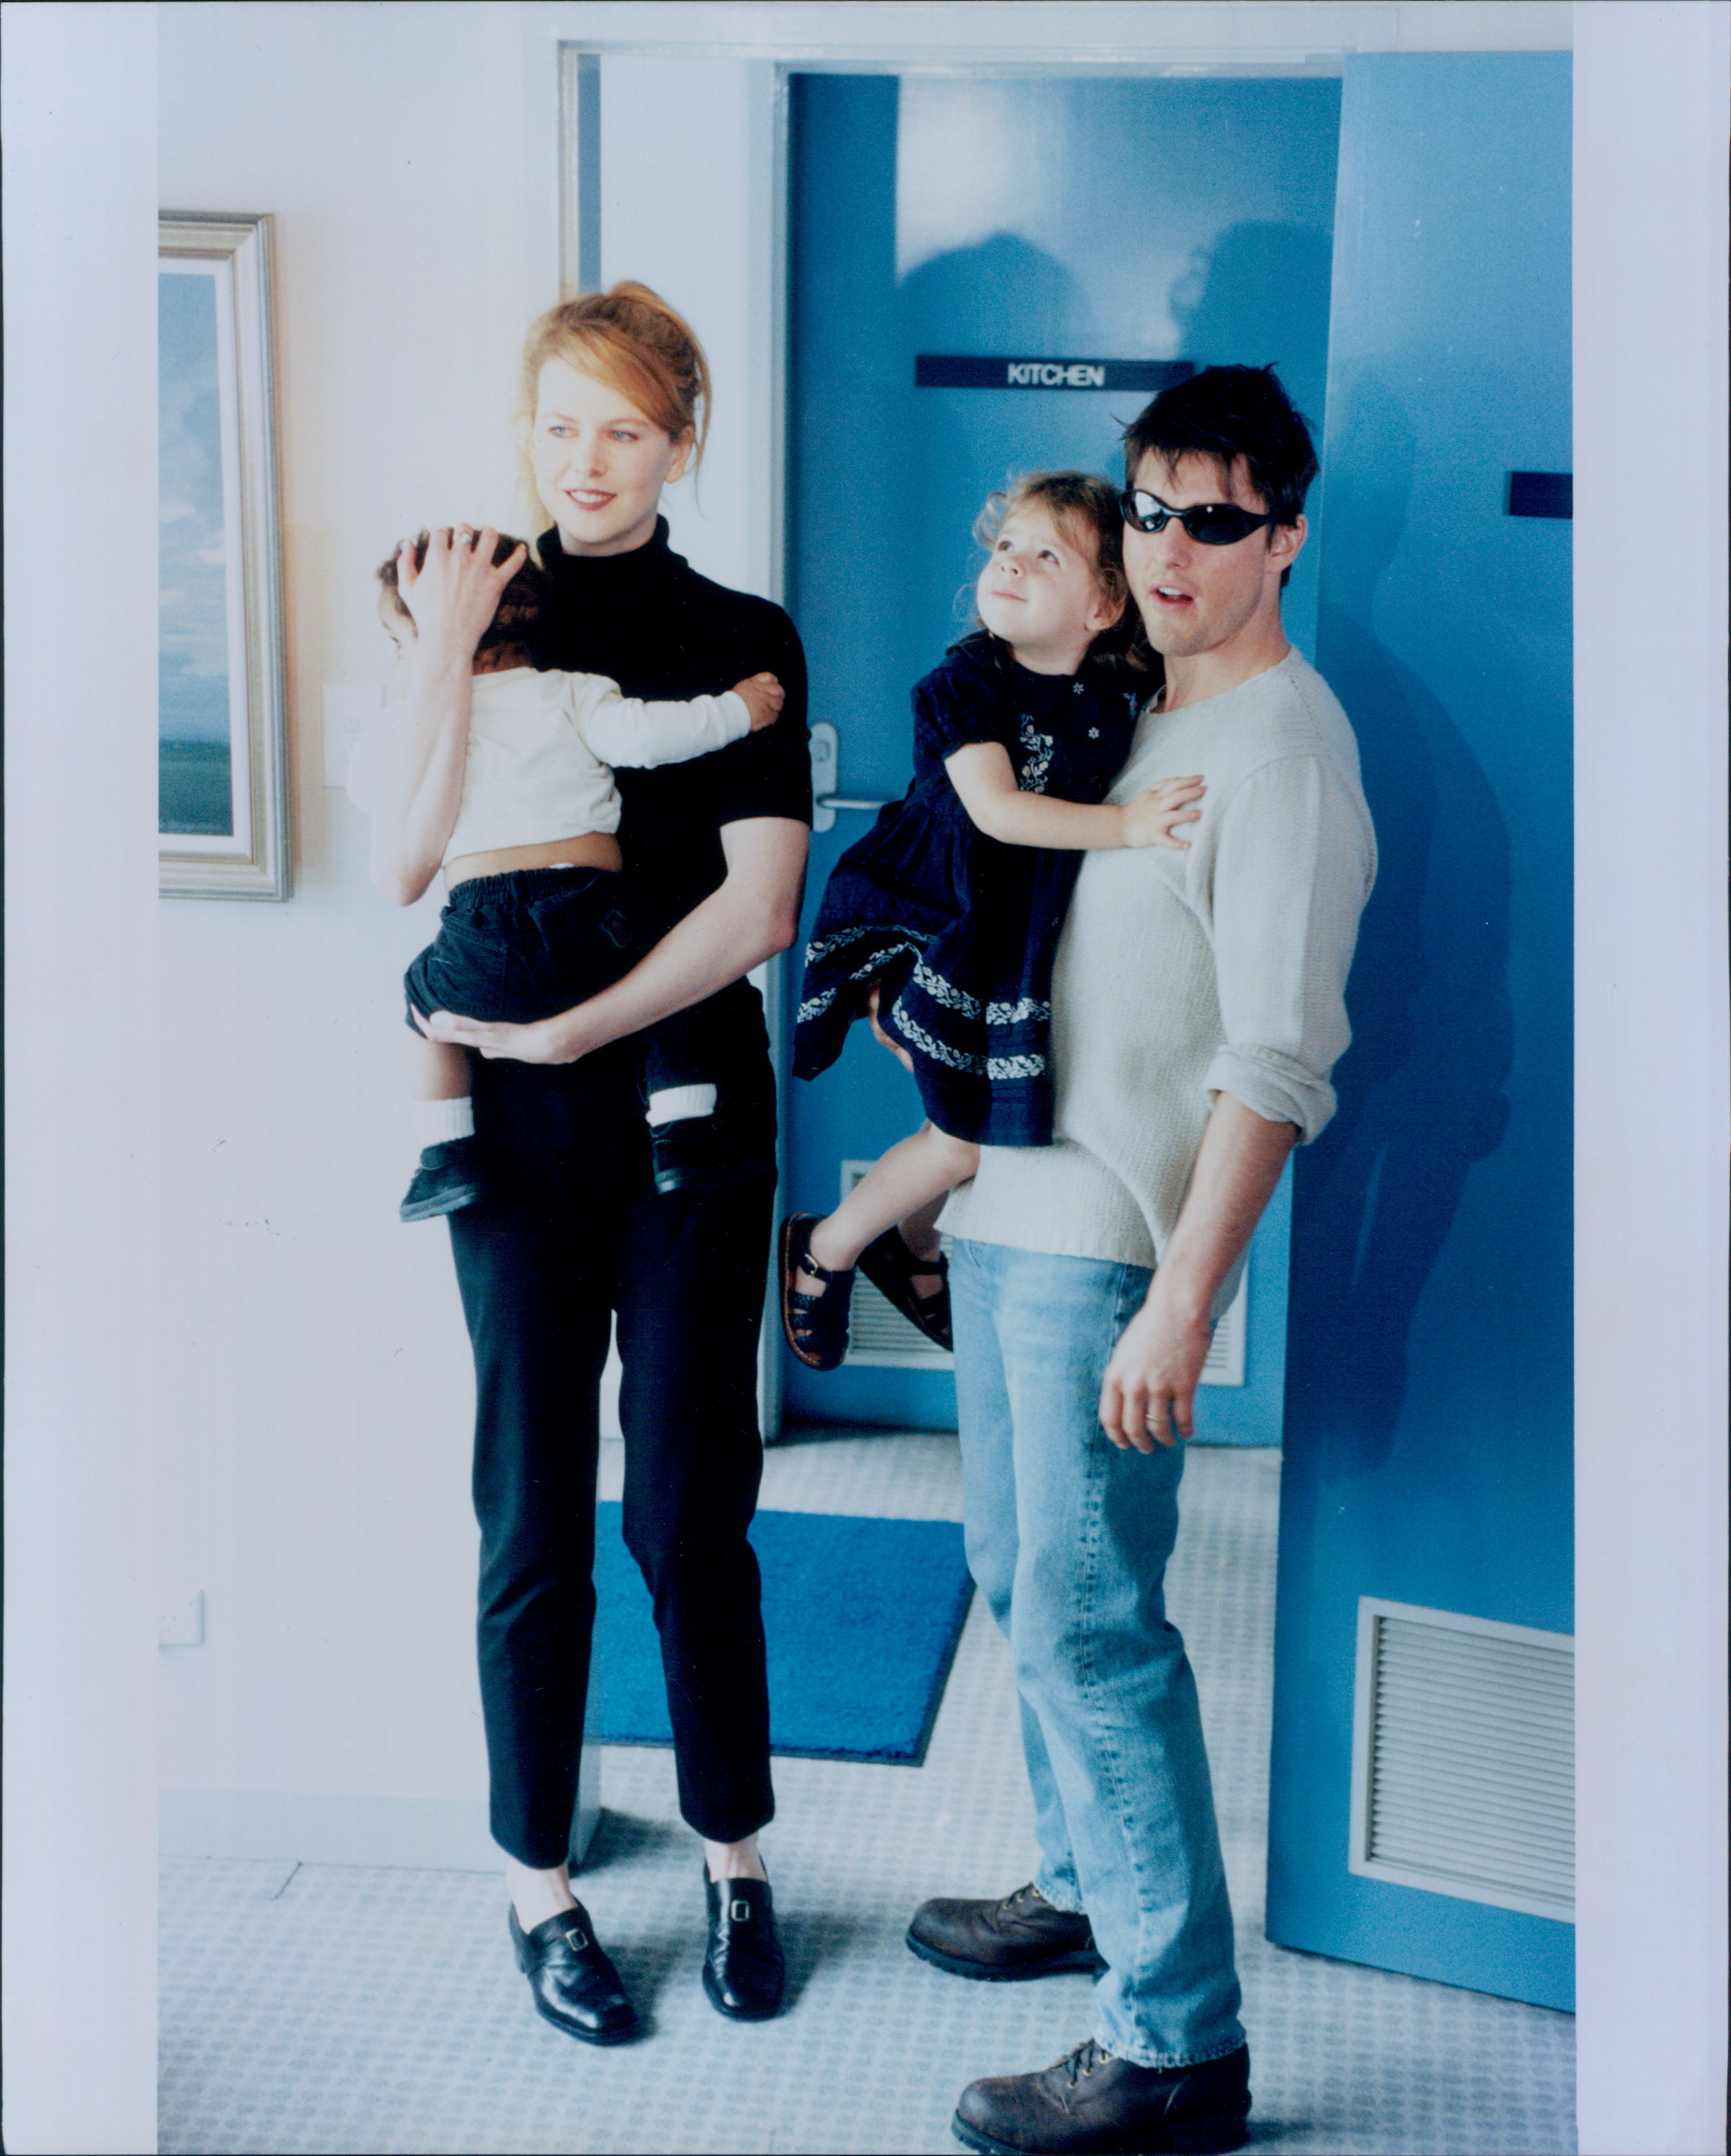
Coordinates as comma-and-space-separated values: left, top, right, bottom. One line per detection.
445, 1041, 776, 1869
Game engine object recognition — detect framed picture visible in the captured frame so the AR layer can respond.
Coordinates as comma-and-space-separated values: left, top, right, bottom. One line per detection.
159, 211, 291, 899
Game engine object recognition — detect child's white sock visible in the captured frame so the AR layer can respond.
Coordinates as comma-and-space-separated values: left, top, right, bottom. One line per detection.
412, 1097, 475, 1149
644, 1083, 718, 1127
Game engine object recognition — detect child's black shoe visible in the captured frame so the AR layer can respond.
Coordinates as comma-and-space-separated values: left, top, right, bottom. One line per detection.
649, 1115, 767, 1195
400, 1136, 486, 1221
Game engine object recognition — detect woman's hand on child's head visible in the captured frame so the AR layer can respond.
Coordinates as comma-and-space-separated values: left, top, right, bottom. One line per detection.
397, 527, 528, 656
732, 673, 785, 731
1123, 775, 1206, 851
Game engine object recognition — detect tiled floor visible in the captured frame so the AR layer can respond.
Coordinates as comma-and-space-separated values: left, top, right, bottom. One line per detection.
159, 1435, 1575, 2155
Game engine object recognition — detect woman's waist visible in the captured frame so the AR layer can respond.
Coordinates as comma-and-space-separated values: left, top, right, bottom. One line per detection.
445, 834, 622, 888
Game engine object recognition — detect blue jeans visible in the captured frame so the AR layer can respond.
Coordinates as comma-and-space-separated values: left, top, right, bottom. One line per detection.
951, 1237, 1245, 2068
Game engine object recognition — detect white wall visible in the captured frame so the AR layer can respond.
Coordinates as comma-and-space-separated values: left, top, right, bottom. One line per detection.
1573, 10, 1729, 2153
156, 0, 559, 1818
5, 9, 160, 2150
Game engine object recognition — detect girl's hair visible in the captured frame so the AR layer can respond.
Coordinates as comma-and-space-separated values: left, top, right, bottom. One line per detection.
377, 533, 549, 659
517, 281, 712, 503
971, 470, 1151, 669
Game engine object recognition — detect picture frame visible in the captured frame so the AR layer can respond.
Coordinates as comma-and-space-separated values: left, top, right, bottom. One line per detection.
159, 210, 291, 899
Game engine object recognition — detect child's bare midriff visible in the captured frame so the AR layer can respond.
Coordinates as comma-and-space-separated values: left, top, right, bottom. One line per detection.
445, 832, 623, 888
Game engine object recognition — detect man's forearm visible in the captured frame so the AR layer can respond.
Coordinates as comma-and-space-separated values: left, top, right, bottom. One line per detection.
1098, 1091, 1296, 1450
1152, 1092, 1298, 1321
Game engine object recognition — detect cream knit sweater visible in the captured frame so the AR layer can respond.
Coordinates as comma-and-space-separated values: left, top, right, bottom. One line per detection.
942, 649, 1376, 1292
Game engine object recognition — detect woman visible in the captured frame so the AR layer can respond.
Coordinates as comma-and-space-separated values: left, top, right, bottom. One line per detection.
386, 283, 809, 2041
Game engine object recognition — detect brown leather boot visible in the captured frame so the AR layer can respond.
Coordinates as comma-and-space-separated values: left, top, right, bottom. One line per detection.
907, 1881, 1105, 1980
953, 2038, 1251, 2155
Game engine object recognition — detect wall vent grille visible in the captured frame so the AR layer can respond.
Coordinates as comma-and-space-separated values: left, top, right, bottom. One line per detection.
835, 1160, 1247, 1378
1348, 1598, 1574, 1922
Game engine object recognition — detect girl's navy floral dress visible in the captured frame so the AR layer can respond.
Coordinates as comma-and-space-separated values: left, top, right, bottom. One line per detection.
793, 633, 1147, 1146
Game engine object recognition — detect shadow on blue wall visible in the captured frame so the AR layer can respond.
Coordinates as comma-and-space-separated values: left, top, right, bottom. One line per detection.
1167, 219, 1335, 656
1290, 372, 1514, 1474
896, 234, 1103, 667
1170, 220, 1334, 420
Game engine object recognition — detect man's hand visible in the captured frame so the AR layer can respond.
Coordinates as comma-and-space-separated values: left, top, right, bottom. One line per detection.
1098, 1281, 1214, 1451
415, 1007, 587, 1065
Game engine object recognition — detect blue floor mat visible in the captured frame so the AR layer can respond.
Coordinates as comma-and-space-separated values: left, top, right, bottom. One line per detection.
589, 1504, 975, 1765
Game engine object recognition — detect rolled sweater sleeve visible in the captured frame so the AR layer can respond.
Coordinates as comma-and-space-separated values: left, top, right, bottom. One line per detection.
1203, 752, 1375, 1144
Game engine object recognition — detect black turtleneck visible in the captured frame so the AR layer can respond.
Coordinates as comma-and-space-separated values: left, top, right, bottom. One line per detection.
533, 520, 811, 945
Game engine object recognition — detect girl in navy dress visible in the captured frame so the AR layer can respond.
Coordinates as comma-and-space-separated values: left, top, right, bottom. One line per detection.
781, 471, 1204, 1370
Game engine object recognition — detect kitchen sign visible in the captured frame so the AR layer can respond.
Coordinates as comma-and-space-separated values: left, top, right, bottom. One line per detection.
915, 355, 1195, 393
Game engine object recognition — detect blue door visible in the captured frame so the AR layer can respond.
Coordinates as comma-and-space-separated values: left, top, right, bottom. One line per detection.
1268, 54, 1575, 2012
784, 71, 1341, 1432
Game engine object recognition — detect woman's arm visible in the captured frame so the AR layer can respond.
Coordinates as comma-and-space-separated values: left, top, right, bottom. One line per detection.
417, 814, 809, 1064
368, 528, 525, 905
943, 741, 1203, 852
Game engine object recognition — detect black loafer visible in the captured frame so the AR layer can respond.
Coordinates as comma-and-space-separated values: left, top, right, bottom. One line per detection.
701, 1872, 786, 2021
509, 1905, 641, 2045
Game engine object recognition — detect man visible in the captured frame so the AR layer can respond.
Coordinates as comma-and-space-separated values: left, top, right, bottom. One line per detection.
915, 365, 1376, 2156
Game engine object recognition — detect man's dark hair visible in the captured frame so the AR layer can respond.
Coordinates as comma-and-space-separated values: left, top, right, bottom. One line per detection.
1122, 364, 1319, 529
377, 533, 549, 660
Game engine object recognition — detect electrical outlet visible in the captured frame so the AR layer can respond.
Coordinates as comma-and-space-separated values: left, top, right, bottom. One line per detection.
159, 1590, 205, 1649
323, 685, 383, 788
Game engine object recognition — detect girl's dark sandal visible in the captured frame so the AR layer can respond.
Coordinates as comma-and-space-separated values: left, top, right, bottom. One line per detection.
858, 1227, 953, 1351
779, 1213, 855, 1371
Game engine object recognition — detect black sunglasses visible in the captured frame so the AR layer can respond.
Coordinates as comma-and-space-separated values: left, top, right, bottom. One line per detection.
1118, 487, 1277, 546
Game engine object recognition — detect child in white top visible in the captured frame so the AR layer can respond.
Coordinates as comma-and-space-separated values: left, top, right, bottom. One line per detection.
350, 529, 782, 1219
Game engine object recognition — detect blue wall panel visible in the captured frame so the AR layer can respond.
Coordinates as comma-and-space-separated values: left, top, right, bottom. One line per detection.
786, 72, 1339, 1432
1269, 53, 1574, 2010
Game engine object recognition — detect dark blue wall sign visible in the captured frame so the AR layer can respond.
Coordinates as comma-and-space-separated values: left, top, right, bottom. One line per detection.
915, 355, 1195, 392
1508, 471, 1572, 519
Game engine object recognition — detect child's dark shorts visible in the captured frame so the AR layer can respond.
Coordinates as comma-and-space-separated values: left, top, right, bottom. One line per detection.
404, 865, 638, 1032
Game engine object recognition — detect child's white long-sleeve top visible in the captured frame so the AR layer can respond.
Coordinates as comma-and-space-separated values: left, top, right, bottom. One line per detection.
346, 665, 751, 863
